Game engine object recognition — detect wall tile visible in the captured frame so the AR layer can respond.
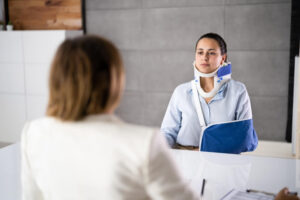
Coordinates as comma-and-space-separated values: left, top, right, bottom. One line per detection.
143, 92, 172, 127
0, 94, 26, 143
121, 50, 143, 91
23, 31, 65, 63
141, 7, 224, 50
226, 0, 290, 5
87, 0, 142, 10
25, 63, 50, 95
115, 91, 145, 125
26, 95, 48, 121
0, 63, 24, 94
142, 0, 224, 8
225, 3, 291, 50
251, 96, 288, 141
0, 32, 23, 63
86, 10, 142, 50
65, 30, 84, 38
141, 50, 194, 92
229, 51, 289, 97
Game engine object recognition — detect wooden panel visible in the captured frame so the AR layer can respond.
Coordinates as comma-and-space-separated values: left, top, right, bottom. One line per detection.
8, 0, 82, 30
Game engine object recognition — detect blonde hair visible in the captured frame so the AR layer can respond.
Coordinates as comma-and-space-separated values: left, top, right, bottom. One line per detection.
47, 35, 124, 121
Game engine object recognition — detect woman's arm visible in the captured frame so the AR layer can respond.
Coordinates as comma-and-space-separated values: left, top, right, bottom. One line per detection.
21, 123, 44, 200
145, 130, 199, 200
160, 88, 182, 147
235, 84, 253, 120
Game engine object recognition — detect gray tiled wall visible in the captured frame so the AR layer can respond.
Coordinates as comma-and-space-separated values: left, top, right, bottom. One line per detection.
225, 3, 291, 50
86, 0, 291, 141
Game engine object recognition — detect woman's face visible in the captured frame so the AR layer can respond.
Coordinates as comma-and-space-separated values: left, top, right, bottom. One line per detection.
195, 38, 226, 74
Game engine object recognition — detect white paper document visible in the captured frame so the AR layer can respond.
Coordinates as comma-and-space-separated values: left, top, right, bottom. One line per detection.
220, 189, 274, 200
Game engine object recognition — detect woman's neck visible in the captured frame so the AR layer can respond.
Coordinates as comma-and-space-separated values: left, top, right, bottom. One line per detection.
200, 77, 214, 92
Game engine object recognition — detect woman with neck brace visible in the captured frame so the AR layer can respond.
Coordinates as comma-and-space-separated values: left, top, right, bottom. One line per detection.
161, 33, 257, 151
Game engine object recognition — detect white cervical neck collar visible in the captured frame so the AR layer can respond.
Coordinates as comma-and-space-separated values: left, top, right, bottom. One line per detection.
193, 61, 231, 98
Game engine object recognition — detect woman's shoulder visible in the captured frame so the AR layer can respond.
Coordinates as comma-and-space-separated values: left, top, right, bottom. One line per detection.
173, 81, 193, 95
175, 81, 192, 90
227, 79, 247, 92
21, 117, 60, 149
23, 117, 57, 132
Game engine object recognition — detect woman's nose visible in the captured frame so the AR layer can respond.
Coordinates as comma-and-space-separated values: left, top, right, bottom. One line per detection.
203, 53, 209, 61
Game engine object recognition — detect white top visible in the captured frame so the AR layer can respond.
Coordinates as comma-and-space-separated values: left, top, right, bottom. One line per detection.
21, 114, 199, 200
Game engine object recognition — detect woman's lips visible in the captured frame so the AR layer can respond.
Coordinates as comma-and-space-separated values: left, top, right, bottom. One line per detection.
200, 63, 210, 67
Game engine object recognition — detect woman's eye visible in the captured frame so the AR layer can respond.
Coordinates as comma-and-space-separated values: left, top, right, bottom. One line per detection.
198, 52, 203, 55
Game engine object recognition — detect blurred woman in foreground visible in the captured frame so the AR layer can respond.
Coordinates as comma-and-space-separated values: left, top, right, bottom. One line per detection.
21, 35, 198, 200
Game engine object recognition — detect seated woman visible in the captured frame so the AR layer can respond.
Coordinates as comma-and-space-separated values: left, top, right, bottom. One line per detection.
21, 35, 199, 199
161, 33, 257, 153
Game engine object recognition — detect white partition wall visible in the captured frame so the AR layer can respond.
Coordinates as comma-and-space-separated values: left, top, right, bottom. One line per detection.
0, 30, 82, 143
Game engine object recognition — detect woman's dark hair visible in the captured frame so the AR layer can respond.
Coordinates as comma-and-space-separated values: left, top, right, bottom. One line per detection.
195, 33, 227, 56
47, 35, 124, 121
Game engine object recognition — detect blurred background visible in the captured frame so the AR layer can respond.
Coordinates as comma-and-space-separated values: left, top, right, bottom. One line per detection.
0, 0, 297, 144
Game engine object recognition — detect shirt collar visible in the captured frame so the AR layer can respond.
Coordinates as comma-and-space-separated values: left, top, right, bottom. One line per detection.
212, 82, 228, 101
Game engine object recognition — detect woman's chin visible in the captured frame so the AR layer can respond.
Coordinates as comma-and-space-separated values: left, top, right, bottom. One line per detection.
196, 65, 217, 74
199, 68, 215, 74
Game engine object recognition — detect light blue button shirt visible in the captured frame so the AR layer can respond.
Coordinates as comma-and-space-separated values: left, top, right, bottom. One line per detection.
160, 79, 253, 147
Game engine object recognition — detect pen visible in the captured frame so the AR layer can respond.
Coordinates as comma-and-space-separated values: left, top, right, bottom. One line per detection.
246, 189, 276, 197
201, 179, 206, 197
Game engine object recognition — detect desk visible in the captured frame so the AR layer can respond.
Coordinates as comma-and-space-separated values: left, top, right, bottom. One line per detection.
0, 143, 299, 200
0, 143, 21, 200
171, 150, 300, 199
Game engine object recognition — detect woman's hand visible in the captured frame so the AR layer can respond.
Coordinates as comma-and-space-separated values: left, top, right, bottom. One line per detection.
275, 188, 299, 200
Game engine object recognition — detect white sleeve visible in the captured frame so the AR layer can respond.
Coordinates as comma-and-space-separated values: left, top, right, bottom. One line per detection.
236, 84, 253, 120
21, 122, 44, 200
145, 130, 199, 200
160, 87, 182, 148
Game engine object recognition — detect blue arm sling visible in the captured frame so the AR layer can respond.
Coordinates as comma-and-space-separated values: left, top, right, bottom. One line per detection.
200, 119, 258, 154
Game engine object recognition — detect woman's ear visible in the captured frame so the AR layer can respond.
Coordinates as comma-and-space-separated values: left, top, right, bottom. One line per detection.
221, 54, 227, 64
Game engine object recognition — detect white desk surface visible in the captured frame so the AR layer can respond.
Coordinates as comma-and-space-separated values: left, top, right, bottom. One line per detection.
171, 149, 300, 199
0, 143, 21, 200
1, 143, 299, 200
